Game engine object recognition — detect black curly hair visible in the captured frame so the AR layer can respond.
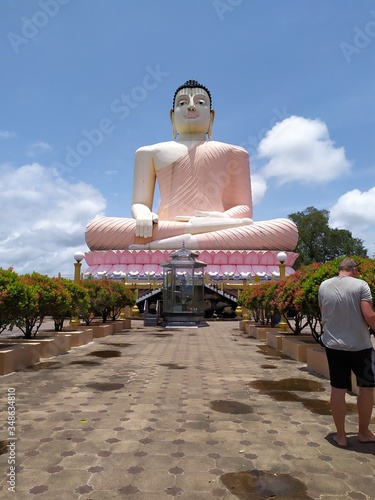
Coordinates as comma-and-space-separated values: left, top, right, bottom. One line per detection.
172, 80, 212, 109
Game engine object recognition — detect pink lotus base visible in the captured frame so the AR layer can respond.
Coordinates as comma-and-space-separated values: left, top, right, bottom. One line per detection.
84, 250, 298, 279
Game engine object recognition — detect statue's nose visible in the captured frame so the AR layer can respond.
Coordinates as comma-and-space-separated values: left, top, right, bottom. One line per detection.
188, 97, 196, 110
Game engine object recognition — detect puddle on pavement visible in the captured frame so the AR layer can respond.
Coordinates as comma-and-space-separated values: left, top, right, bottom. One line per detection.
99, 343, 133, 348
210, 400, 253, 414
256, 344, 288, 359
25, 361, 62, 371
154, 333, 174, 337
87, 350, 121, 358
86, 382, 124, 391
220, 469, 311, 499
159, 363, 187, 370
250, 378, 325, 392
0, 441, 8, 455
260, 364, 277, 369
70, 360, 101, 366
249, 378, 357, 415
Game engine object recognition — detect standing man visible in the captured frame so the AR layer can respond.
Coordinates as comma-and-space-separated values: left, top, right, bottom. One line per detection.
318, 257, 375, 447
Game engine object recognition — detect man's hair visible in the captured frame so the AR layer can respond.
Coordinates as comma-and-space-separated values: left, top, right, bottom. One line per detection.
172, 80, 212, 109
338, 257, 359, 271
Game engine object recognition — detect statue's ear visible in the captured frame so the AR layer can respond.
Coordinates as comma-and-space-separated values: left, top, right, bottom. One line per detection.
208, 109, 215, 139
170, 109, 177, 139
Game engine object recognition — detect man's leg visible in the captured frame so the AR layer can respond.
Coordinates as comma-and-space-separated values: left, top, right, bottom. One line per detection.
330, 387, 348, 446
357, 387, 375, 442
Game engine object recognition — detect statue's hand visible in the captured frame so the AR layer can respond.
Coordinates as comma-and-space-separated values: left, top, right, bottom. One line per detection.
195, 210, 230, 218
174, 215, 192, 222
135, 212, 158, 238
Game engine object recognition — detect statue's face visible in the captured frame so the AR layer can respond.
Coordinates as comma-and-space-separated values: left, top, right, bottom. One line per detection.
172, 88, 213, 136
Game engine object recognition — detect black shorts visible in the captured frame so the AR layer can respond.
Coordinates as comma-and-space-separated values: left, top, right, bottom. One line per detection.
325, 347, 375, 389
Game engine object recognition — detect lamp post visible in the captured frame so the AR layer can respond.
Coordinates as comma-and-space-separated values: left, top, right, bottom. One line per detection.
70, 251, 84, 328
276, 251, 289, 333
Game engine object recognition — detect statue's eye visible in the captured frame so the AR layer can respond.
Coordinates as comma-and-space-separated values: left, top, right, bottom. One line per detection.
177, 100, 188, 106
197, 100, 206, 106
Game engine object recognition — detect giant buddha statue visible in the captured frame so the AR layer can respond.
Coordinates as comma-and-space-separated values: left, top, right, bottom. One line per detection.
85, 80, 298, 251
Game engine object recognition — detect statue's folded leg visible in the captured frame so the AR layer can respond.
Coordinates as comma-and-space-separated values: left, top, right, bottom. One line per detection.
86, 216, 298, 251
85, 216, 189, 251
140, 219, 298, 250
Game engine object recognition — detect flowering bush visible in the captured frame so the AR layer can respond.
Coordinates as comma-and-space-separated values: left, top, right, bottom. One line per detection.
81, 279, 135, 324
0, 268, 20, 333
238, 257, 375, 335
0, 269, 135, 337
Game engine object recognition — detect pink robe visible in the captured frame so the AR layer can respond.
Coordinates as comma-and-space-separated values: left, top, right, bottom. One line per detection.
85, 142, 298, 251
156, 141, 252, 220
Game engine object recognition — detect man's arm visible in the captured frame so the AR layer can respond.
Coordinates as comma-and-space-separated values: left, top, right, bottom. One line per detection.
361, 300, 375, 330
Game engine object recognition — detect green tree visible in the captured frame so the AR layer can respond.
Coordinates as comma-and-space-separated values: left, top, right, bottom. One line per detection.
4, 272, 54, 338
48, 278, 90, 331
0, 268, 20, 333
80, 279, 134, 324
289, 206, 367, 267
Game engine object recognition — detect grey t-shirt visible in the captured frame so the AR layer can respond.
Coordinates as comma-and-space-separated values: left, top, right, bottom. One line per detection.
318, 276, 373, 351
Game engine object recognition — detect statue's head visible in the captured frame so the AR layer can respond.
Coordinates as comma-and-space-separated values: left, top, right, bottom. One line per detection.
170, 80, 215, 139
172, 80, 212, 109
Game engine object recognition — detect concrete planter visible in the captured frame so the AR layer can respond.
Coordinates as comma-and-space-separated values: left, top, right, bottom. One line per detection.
0, 327, 93, 375
306, 347, 330, 379
266, 331, 285, 351
0, 342, 41, 375
31, 335, 71, 358
281, 335, 318, 362
246, 324, 274, 340
112, 321, 126, 333
59, 329, 93, 347
80, 323, 114, 338
254, 326, 275, 340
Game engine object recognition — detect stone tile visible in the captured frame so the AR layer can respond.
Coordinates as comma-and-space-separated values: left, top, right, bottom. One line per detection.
1, 322, 374, 498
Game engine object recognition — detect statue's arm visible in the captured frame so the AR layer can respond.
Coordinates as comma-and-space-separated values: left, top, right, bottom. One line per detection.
221, 147, 253, 218
131, 148, 158, 238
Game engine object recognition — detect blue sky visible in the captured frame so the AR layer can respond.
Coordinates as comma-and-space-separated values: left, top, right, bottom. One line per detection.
1, 0, 375, 276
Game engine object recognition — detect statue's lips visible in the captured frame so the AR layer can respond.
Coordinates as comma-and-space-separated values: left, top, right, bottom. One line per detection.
185, 113, 198, 118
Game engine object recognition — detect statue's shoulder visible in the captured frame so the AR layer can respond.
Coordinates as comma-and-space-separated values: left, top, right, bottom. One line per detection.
207, 140, 249, 156
135, 141, 176, 155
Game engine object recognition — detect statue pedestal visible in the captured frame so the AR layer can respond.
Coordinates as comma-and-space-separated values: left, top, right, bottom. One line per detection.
83, 249, 298, 279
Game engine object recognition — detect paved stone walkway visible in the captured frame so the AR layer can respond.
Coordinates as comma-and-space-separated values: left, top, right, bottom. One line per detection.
1, 321, 375, 499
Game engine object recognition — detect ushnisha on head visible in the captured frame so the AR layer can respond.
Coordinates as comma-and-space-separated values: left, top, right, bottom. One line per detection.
338, 257, 360, 275
170, 79, 215, 139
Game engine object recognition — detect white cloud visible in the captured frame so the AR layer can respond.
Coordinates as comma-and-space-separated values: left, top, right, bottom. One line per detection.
27, 141, 53, 157
258, 116, 351, 184
105, 170, 119, 175
329, 187, 375, 257
0, 130, 17, 139
250, 173, 267, 205
0, 163, 106, 276
330, 188, 375, 229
